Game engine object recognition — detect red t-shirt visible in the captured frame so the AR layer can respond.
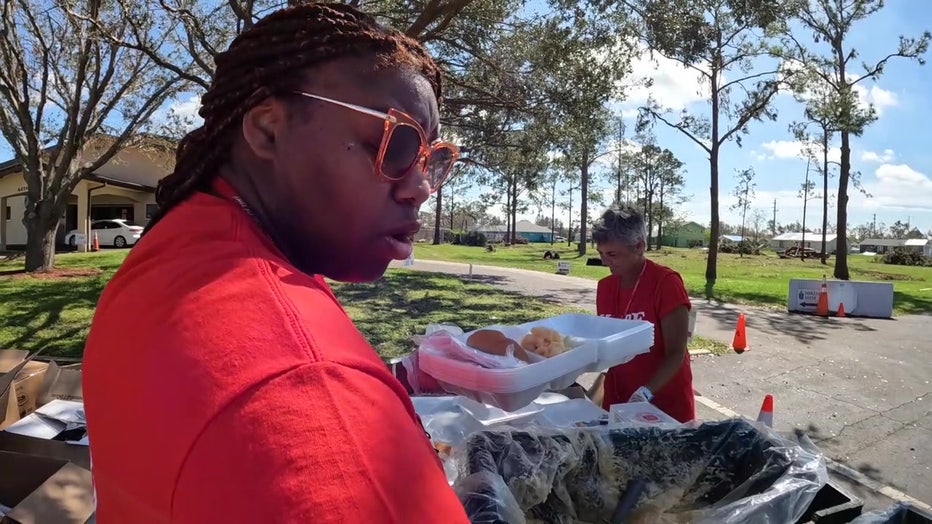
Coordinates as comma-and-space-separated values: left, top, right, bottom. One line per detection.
595, 259, 695, 422
82, 188, 469, 523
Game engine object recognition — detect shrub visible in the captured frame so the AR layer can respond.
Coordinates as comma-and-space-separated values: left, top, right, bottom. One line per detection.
461, 231, 487, 247
720, 240, 756, 255
881, 249, 931, 267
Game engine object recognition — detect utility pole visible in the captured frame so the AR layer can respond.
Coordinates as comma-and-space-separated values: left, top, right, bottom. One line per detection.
872, 213, 876, 237
616, 118, 624, 205
801, 157, 811, 260
772, 199, 777, 237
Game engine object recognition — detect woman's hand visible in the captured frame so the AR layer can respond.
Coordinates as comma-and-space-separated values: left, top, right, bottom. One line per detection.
628, 385, 653, 403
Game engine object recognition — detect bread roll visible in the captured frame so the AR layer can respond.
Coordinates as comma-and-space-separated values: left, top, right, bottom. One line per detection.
520, 327, 567, 358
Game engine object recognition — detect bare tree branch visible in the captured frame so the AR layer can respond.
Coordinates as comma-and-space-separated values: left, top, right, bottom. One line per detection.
649, 109, 711, 155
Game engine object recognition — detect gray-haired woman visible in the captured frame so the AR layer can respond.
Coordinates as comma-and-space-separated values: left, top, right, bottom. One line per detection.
587, 206, 696, 422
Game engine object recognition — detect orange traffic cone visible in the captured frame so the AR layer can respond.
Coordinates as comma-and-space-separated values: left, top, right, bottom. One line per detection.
731, 312, 748, 354
837, 302, 846, 318
816, 274, 829, 317
757, 394, 774, 428
92, 231, 100, 252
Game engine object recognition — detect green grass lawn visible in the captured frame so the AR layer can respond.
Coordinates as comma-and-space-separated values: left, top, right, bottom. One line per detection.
328, 271, 584, 358
0, 251, 126, 358
413, 243, 932, 315
1, 250, 725, 359
0, 251, 584, 359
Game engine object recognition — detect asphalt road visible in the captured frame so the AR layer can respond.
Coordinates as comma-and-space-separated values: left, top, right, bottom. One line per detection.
390, 258, 932, 511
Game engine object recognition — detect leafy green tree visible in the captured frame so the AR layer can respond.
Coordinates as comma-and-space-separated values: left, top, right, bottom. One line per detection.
783, 0, 930, 278
625, 0, 796, 297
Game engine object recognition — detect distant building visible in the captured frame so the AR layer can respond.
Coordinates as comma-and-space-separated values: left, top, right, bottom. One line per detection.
857, 237, 932, 256
471, 220, 557, 243
1, 134, 174, 251
905, 238, 932, 257
859, 238, 906, 254
770, 232, 837, 254
660, 221, 706, 248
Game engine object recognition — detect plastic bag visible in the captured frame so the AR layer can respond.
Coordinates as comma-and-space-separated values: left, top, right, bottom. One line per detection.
453, 418, 827, 524
851, 502, 932, 523
455, 471, 527, 524
415, 324, 530, 370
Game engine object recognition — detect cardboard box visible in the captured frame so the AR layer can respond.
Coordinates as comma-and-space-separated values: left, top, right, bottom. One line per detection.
0, 450, 94, 524
0, 432, 90, 470
37, 362, 83, 405
0, 351, 49, 430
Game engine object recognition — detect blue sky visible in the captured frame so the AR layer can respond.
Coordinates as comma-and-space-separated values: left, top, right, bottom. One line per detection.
2, 3, 929, 236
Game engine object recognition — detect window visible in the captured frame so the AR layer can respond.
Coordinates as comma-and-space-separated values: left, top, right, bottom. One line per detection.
4, 206, 9, 220
145, 204, 158, 219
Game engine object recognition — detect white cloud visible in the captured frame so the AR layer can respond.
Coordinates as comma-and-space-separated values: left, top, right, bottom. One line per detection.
621, 47, 712, 112
851, 163, 932, 212
860, 149, 896, 163
592, 138, 644, 170
779, 61, 898, 116
757, 140, 841, 164
151, 94, 203, 135
674, 163, 932, 227
852, 83, 898, 116
171, 95, 201, 118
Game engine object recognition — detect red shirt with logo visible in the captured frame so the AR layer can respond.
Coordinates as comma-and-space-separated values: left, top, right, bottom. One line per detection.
595, 259, 695, 422
83, 188, 468, 523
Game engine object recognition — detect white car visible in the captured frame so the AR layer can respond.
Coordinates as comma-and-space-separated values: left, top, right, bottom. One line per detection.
65, 219, 143, 248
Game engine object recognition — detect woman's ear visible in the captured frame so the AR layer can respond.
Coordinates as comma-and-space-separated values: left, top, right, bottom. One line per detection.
241, 98, 286, 161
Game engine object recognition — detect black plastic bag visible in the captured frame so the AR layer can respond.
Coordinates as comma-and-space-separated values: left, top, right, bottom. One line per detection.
454, 419, 827, 523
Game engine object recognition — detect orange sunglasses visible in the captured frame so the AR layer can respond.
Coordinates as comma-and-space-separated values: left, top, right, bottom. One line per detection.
291, 91, 460, 192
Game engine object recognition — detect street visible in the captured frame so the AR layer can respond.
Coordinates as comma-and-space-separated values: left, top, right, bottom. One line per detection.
390, 258, 932, 511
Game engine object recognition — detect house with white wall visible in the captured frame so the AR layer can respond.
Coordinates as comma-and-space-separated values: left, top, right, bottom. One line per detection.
0, 135, 175, 251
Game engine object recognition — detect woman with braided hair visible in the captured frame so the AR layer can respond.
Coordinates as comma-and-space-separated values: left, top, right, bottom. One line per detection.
82, 3, 468, 522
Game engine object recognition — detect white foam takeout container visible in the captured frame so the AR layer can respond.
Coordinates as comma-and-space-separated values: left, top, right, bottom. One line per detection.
608, 401, 681, 427
419, 313, 654, 411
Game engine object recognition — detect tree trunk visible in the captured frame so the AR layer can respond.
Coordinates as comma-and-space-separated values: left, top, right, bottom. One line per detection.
550, 177, 556, 245
704, 57, 723, 298
616, 172, 622, 206
447, 187, 456, 231
645, 188, 653, 251
656, 179, 664, 251
833, 38, 850, 280
432, 187, 442, 244
24, 198, 61, 272
739, 204, 746, 259
835, 130, 851, 280
821, 128, 829, 265
707, 145, 720, 299
578, 153, 589, 256
510, 177, 518, 245
504, 180, 512, 244
567, 187, 573, 247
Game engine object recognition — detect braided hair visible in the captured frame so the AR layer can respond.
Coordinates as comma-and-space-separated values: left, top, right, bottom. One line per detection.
145, 2, 442, 233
